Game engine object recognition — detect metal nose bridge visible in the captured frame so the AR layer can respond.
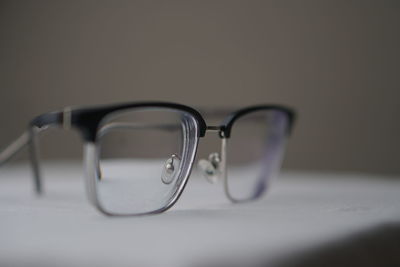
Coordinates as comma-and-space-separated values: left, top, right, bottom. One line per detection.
206, 125, 221, 132
205, 126, 225, 137
198, 125, 227, 184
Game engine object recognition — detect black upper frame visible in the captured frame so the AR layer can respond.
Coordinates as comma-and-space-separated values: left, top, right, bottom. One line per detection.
30, 101, 296, 142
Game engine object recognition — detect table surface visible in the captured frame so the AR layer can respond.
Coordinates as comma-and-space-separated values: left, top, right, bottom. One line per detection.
0, 162, 399, 267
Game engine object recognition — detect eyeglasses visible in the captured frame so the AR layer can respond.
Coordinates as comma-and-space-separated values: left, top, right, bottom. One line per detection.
0, 102, 296, 216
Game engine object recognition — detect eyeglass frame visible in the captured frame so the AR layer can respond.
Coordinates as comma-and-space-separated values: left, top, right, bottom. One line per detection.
0, 102, 296, 216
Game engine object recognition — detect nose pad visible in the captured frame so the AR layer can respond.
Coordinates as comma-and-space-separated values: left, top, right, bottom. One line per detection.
198, 152, 221, 184
161, 154, 181, 184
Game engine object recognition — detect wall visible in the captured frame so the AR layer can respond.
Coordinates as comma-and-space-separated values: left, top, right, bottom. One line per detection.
0, 0, 399, 174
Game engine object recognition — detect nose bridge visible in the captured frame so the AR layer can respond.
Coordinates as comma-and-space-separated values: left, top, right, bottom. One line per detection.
204, 125, 227, 158
197, 126, 228, 184
205, 125, 225, 138
206, 125, 220, 132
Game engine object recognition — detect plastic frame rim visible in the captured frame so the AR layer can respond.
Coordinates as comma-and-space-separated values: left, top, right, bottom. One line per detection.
30, 101, 295, 142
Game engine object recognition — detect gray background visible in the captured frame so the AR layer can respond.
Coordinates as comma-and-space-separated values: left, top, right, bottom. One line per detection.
0, 0, 399, 175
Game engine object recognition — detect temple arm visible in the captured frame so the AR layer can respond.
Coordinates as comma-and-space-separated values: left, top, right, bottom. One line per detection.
0, 127, 43, 194
0, 132, 30, 167
0, 111, 183, 193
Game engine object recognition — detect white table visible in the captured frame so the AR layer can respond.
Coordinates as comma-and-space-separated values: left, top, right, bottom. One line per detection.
1, 162, 399, 267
